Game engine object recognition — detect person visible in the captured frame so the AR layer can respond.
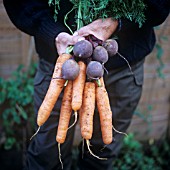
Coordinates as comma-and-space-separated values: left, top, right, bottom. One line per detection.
3, 0, 170, 170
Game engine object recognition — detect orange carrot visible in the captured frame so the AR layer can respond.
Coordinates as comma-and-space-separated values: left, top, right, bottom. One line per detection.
70, 61, 86, 128
81, 82, 107, 160
37, 53, 71, 127
96, 78, 127, 142
96, 85, 113, 145
56, 80, 73, 169
72, 61, 86, 111
81, 82, 95, 140
56, 80, 73, 144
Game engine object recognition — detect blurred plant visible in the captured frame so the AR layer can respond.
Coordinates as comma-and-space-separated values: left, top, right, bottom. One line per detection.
0, 62, 37, 150
134, 105, 153, 134
112, 133, 167, 170
148, 139, 170, 168
154, 23, 169, 79
155, 43, 165, 79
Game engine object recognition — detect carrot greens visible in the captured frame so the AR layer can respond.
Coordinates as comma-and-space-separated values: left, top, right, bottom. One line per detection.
49, 0, 146, 28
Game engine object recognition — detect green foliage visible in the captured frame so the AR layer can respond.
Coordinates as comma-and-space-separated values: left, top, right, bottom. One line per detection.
155, 43, 165, 79
149, 140, 170, 168
49, 0, 146, 28
48, 0, 60, 21
154, 26, 169, 79
112, 134, 162, 170
113, 134, 170, 170
0, 63, 37, 150
134, 106, 153, 134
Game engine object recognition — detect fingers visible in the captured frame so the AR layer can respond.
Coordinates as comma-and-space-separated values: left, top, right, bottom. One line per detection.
74, 26, 106, 41
56, 43, 68, 56
55, 32, 85, 55
74, 26, 92, 37
74, 18, 118, 41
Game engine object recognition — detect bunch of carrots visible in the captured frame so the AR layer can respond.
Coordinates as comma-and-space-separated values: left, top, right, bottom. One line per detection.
31, 36, 127, 168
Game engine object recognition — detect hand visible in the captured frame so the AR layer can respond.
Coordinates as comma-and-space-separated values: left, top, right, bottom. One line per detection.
55, 32, 85, 55
74, 18, 118, 41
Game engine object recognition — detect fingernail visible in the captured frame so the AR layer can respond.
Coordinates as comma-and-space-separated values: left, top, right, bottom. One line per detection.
73, 31, 78, 36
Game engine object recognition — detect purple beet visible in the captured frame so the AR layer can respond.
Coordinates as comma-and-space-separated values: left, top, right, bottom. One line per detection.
86, 61, 104, 79
73, 40, 93, 58
61, 59, 80, 80
92, 46, 108, 64
102, 39, 118, 57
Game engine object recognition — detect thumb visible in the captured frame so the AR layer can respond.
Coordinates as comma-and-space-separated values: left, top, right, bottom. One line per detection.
73, 26, 92, 37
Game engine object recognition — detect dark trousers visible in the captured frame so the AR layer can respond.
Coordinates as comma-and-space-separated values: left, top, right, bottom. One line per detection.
24, 58, 144, 170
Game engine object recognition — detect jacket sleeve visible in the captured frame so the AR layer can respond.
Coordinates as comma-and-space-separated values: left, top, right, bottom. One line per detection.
3, 0, 69, 47
144, 0, 170, 27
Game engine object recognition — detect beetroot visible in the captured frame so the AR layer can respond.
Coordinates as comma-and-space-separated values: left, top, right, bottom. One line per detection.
86, 61, 104, 79
61, 59, 80, 80
102, 39, 118, 57
92, 46, 108, 64
73, 40, 93, 58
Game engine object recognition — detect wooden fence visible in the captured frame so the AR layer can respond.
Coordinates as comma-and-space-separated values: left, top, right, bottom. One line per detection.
128, 17, 170, 140
0, 1, 37, 78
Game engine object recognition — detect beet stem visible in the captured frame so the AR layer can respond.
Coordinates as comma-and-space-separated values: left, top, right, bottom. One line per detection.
102, 64, 108, 75
96, 79, 101, 87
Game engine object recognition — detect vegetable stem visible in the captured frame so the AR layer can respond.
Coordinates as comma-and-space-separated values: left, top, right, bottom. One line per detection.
66, 46, 73, 54
96, 79, 101, 87
77, 0, 84, 30
64, 7, 75, 34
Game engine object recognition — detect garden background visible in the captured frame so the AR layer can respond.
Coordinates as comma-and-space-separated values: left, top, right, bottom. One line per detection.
0, 1, 170, 169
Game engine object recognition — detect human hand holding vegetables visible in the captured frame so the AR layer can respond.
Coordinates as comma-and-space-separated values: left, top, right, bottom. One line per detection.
55, 32, 85, 55
74, 18, 118, 41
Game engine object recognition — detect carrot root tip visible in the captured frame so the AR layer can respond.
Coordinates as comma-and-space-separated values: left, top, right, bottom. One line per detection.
86, 139, 107, 160
58, 143, 63, 169
68, 111, 78, 130
112, 125, 128, 137
30, 126, 41, 140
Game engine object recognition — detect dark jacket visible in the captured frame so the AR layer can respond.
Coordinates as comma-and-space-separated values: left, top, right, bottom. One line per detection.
3, 0, 170, 70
